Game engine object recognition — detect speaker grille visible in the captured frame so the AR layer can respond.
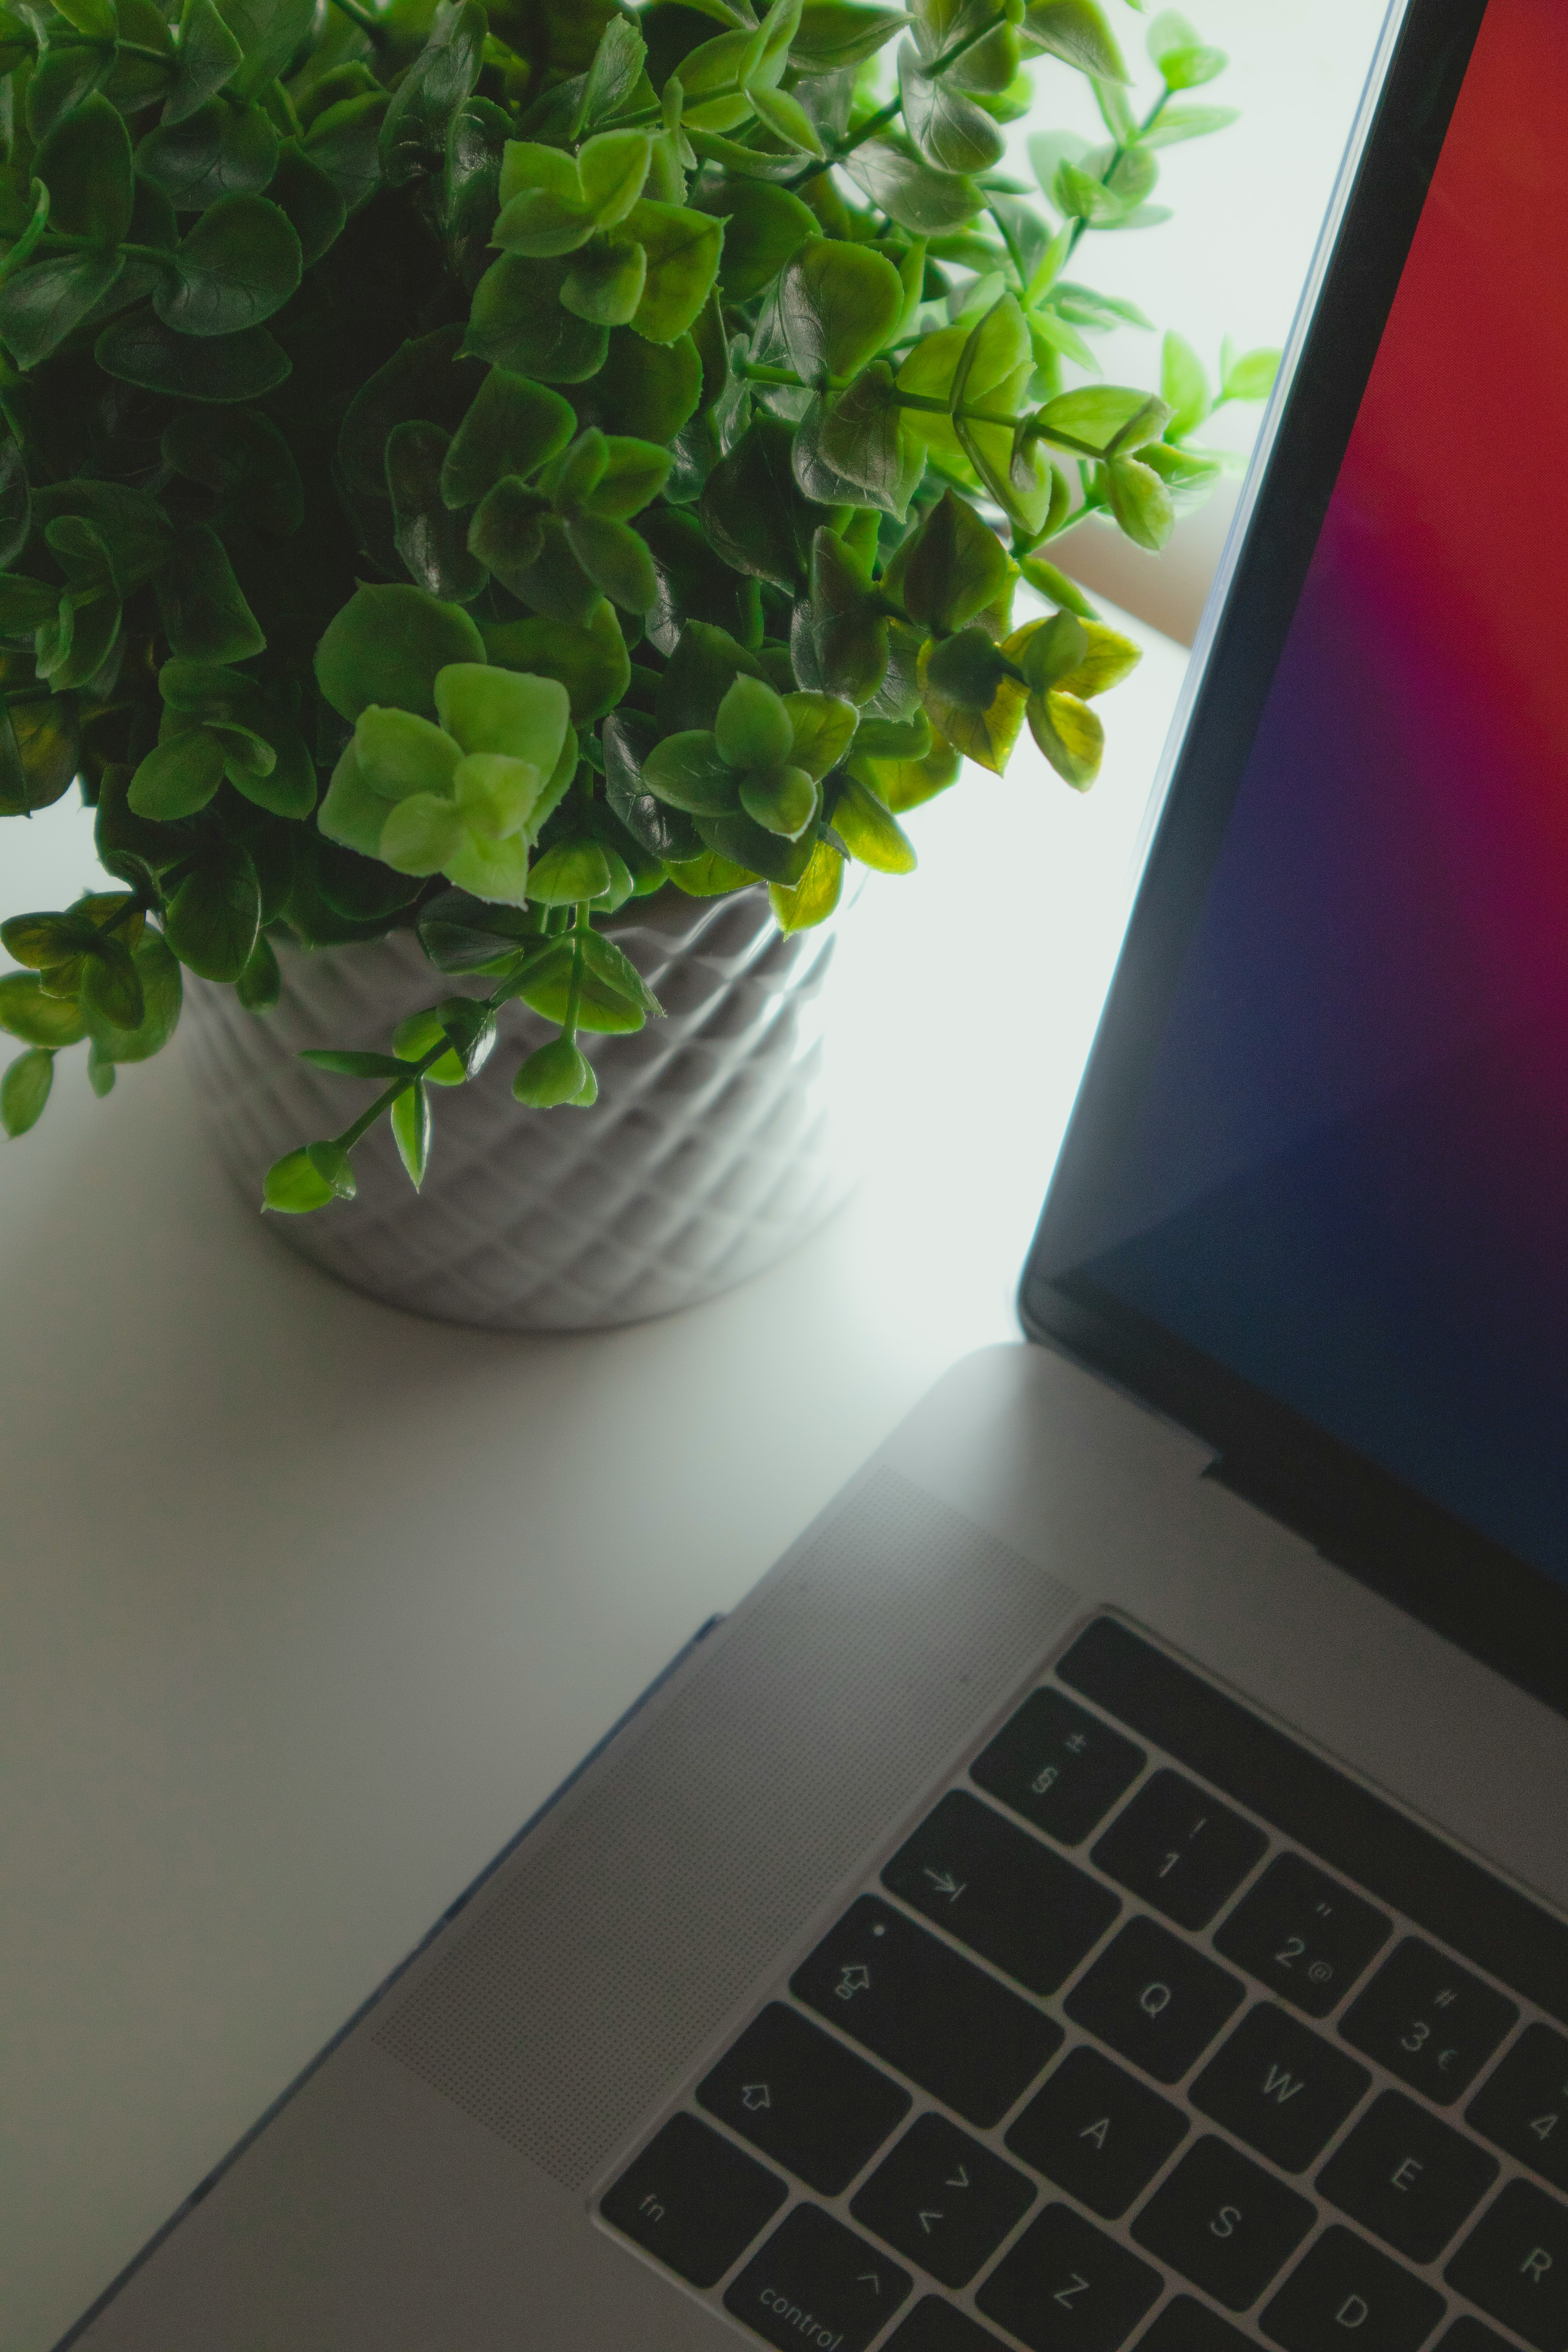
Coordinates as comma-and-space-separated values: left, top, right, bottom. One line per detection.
374, 1469, 1078, 2189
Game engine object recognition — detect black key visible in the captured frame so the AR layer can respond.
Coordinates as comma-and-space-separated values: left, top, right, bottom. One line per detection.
725, 2203, 911, 2352
601, 2112, 787, 2287
1261, 2225, 1446, 2352
793, 1897, 1063, 2129
971, 1687, 1145, 1846
1132, 2134, 1314, 2310
884, 1790, 1121, 1995
697, 2002, 909, 2194
977, 2202, 1163, 2352
1467, 2022, 1568, 2192
1215, 1852, 1390, 2018
1192, 2003, 1370, 2172
851, 2112, 1036, 2289
1006, 2045, 1189, 2218
1437, 2323, 1515, 2350
1318, 2090, 1498, 2263
886, 2301, 1010, 2350
1065, 1915, 1245, 2084
1093, 1771, 1268, 1931
1445, 2177, 1568, 2352
1136, 2295, 1256, 2348
1059, 1620, 1568, 2031
1341, 1939, 1518, 2104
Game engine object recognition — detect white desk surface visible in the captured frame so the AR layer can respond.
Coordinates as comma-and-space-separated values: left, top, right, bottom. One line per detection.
2, 11, 1382, 2339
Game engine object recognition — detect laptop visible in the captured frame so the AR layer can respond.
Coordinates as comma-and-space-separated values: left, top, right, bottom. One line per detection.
61, 0, 1568, 2345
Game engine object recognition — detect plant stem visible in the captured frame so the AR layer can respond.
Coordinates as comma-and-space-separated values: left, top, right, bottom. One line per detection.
1065, 86, 1170, 258
782, 91, 901, 191
562, 901, 589, 1044
324, 0, 389, 46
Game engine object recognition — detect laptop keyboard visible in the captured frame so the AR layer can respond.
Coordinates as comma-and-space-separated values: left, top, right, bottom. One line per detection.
598, 1615, 1568, 2352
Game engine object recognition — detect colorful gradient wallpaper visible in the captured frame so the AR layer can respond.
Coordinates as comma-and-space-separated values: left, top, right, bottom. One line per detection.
1069, 0, 1568, 1582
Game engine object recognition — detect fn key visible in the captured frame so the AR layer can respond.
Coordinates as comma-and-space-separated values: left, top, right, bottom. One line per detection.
602, 2112, 786, 2286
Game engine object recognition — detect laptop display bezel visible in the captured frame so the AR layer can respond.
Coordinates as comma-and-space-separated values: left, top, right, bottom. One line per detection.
1019, 0, 1568, 1718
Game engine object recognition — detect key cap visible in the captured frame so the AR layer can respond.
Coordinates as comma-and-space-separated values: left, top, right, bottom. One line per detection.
601, 2112, 787, 2287
1261, 2224, 1447, 2352
1005, 2044, 1189, 2219
885, 2300, 1010, 2350
850, 2112, 1036, 2289
697, 2002, 910, 2194
1317, 2089, 1498, 2263
977, 2202, 1163, 2352
883, 1789, 1121, 1996
1436, 2323, 1515, 2350
1445, 2177, 1568, 2352
1191, 2002, 1370, 2172
971, 1686, 1145, 1846
1467, 2022, 1568, 2192
724, 2203, 912, 2352
1341, 1938, 1518, 2103
1131, 2134, 1315, 2310
1065, 1915, 1245, 2083
793, 1897, 1064, 2129
1093, 1771, 1268, 1931
1214, 1852, 1390, 2018
1136, 2296, 1256, 2348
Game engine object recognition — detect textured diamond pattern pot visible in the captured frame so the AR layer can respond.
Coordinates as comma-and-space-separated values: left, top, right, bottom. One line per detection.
181, 886, 855, 1331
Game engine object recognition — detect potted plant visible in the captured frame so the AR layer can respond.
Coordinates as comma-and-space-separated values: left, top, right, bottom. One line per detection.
0, 0, 1273, 1326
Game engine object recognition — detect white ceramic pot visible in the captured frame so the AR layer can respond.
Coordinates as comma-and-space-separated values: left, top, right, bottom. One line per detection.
181, 885, 856, 1331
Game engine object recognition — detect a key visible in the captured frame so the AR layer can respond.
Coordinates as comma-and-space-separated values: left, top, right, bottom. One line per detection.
1065, 1915, 1245, 2083
1191, 2002, 1370, 2172
970, 1687, 1145, 1846
1317, 2089, 1498, 2263
1340, 1938, 1517, 2103
1136, 2296, 1256, 2348
1467, 2022, 1568, 2192
724, 2204, 912, 2352
883, 1789, 1121, 1995
1260, 2224, 1447, 2352
1092, 1770, 1268, 1931
793, 1897, 1063, 2128
1214, 1852, 1390, 2018
696, 2002, 909, 2193
1436, 2323, 1516, 2350
1131, 2134, 1315, 2310
850, 2112, 1036, 2289
600, 2112, 786, 2287
1005, 2044, 1189, 2218
885, 2300, 1010, 2350
976, 2202, 1163, 2352
1444, 2177, 1568, 2352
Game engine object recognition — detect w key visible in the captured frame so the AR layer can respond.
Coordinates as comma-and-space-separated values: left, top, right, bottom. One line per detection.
1192, 2003, 1370, 2171
883, 1791, 1120, 1995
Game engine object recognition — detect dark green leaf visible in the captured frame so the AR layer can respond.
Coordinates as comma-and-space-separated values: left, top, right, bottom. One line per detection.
260, 141, 345, 268
76, 927, 181, 1063
884, 488, 1011, 633
585, 437, 671, 519
917, 626, 1026, 771
154, 192, 302, 336
463, 253, 609, 383
443, 94, 510, 287
0, 252, 124, 368
898, 43, 1005, 176
0, 443, 29, 571
38, 94, 134, 248
305, 1138, 358, 1198
387, 420, 488, 602
642, 729, 740, 813
842, 138, 982, 235
695, 806, 812, 885
163, 840, 261, 979
129, 724, 226, 818
154, 524, 266, 663
303, 91, 390, 214
439, 366, 576, 508
26, 48, 113, 142
135, 99, 280, 210
391, 1074, 432, 1182
96, 309, 290, 401
380, 0, 486, 186
79, 937, 145, 1031
655, 618, 766, 732
315, 581, 486, 720
811, 366, 924, 519
780, 238, 903, 383
1022, 0, 1127, 78
700, 415, 820, 592
161, 406, 303, 537
235, 930, 280, 1011
601, 710, 703, 862
564, 512, 657, 612
622, 199, 724, 345
216, 0, 314, 98
791, 3, 906, 71
639, 505, 762, 658
1, 1047, 51, 1138
569, 325, 702, 441
0, 575, 61, 633
704, 179, 817, 302
165, 0, 244, 125
0, 972, 86, 1048
0, 696, 80, 816
436, 994, 496, 1075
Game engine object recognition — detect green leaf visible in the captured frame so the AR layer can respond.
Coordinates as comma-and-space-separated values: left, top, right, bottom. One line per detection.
783, 688, 858, 780
1105, 452, 1174, 548
560, 235, 647, 328
1007, 609, 1087, 693
666, 849, 759, 897
623, 200, 724, 346
263, 1146, 338, 1212
128, 724, 226, 819
1, 1047, 52, 1138
570, 326, 703, 442
898, 43, 1005, 176
0, 252, 125, 368
96, 309, 289, 401
811, 366, 924, 520
37, 94, 134, 249
26, 49, 112, 144
380, 0, 486, 187
517, 940, 648, 1033
215, 0, 312, 98
0, 443, 29, 572
779, 238, 903, 383
884, 488, 1011, 634
235, 931, 280, 1011
440, 367, 576, 508
154, 192, 302, 336
564, 513, 657, 612
715, 672, 791, 769
601, 710, 702, 863
696, 806, 811, 886
739, 762, 814, 837
303, 92, 390, 214
842, 138, 981, 236
1143, 101, 1238, 147
917, 626, 1026, 772
1017, 551, 1099, 618
706, 180, 818, 303
790, 2, 905, 69
1027, 682, 1103, 786
769, 836, 842, 931
316, 583, 486, 721
585, 437, 671, 520
53, 0, 116, 35
583, 12, 648, 125
387, 420, 488, 603
78, 929, 181, 1061
0, 973, 87, 1048
135, 98, 279, 211
526, 838, 612, 903
78, 937, 145, 1032
154, 524, 267, 662
165, 0, 244, 127
1034, 384, 1167, 452
642, 729, 739, 813
513, 1034, 593, 1105
0, 697, 79, 818
481, 599, 630, 723
1159, 329, 1209, 440
161, 407, 304, 537
1022, 0, 1127, 78
0, 575, 62, 633
700, 415, 820, 592
392, 1075, 432, 1184
832, 769, 915, 871
1223, 344, 1281, 401
163, 841, 260, 980
1147, 6, 1226, 89
464, 253, 610, 383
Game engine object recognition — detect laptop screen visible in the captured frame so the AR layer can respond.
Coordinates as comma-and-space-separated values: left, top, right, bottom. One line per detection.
1029, 0, 1568, 1591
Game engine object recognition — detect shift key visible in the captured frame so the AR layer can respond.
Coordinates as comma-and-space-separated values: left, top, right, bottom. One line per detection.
793, 1897, 1063, 2127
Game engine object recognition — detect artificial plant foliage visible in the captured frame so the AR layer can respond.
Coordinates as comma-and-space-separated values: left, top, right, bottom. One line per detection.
0, 0, 1278, 1203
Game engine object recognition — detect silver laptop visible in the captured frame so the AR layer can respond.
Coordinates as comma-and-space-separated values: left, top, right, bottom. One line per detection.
61, 1, 1568, 2346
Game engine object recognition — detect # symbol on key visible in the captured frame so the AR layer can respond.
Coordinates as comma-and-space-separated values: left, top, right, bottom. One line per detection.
741, 2082, 771, 2111
835, 1964, 872, 2002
